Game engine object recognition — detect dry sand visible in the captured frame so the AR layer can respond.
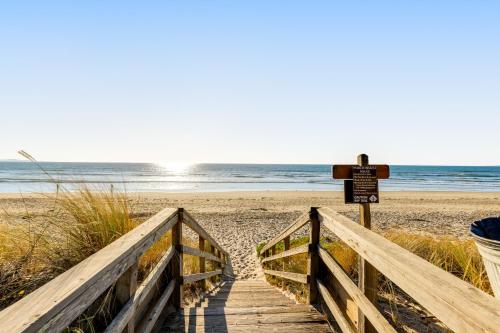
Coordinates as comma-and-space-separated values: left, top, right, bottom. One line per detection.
1, 191, 499, 279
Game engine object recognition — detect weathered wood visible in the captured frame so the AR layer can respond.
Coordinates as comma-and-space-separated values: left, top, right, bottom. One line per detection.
163, 279, 332, 332
260, 211, 310, 254
183, 270, 222, 284
261, 244, 308, 263
136, 279, 175, 333
317, 279, 356, 333
318, 207, 500, 333
182, 210, 227, 256
199, 299, 294, 307
205, 286, 283, 294
104, 247, 175, 333
198, 236, 206, 290
181, 305, 315, 316
181, 245, 222, 263
0, 207, 178, 333
166, 312, 326, 326
263, 270, 308, 284
357, 154, 377, 333
214, 287, 277, 293
163, 323, 332, 333
308, 208, 320, 305
116, 262, 138, 333
327, 266, 359, 328
270, 245, 276, 270
216, 249, 222, 279
203, 294, 285, 301
332, 164, 390, 179
171, 209, 183, 309
282, 236, 291, 289
318, 246, 396, 333
210, 244, 216, 284
284, 237, 291, 250
218, 283, 277, 288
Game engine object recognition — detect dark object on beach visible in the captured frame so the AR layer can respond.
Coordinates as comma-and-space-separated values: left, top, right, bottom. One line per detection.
470, 217, 500, 241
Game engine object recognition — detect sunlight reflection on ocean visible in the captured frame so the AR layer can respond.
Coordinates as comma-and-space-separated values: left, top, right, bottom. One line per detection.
0, 162, 499, 193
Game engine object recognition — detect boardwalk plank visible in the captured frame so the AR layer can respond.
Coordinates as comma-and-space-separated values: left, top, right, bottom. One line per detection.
161, 279, 332, 332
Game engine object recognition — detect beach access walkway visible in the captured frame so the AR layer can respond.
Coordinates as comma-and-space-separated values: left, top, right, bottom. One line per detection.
161, 279, 331, 332
0, 206, 499, 333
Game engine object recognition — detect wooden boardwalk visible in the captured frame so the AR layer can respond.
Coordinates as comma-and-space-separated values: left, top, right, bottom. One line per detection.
1, 206, 500, 333
161, 279, 332, 332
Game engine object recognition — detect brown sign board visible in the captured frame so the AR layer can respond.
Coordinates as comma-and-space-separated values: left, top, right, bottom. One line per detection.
332, 164, 390, 179
343, 166, 381, 204
353, 166, 379, 203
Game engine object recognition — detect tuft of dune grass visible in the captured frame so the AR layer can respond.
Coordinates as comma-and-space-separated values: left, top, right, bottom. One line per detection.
45, 188, 136, 272
384, 231, 490, 293
0, 217, 54, 308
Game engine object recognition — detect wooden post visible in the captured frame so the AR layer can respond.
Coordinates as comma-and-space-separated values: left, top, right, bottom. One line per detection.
217, 250, 222, 282
271, 245, 277, 271
210, 245, 216, 284
261, 248, 267, 271
282, 236, 290, 289
199, 236, 206, 290
116, 262, 138, 333
357, 154, 378, 333
307, 207, 320, 305
172, 208, 183, 309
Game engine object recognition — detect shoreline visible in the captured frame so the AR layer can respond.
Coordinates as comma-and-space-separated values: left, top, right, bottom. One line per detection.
1, 189, 500, 196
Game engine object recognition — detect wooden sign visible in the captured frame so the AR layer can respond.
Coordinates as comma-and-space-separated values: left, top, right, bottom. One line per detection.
333, 158, 389, 204
332, 164, 390, 180
352, 166, 379, 203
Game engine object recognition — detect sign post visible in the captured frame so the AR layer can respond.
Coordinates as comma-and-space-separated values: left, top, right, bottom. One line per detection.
332, 154, 390, 333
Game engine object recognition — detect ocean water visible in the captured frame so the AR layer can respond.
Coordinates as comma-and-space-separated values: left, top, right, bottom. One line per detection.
0, 161, 500, 193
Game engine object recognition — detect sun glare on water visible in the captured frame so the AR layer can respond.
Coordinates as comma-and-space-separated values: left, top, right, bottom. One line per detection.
157, 162, 192, 174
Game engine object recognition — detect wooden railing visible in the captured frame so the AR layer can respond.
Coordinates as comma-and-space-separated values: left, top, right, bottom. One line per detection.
0, 208, 228, 333
259, 207, 500, 333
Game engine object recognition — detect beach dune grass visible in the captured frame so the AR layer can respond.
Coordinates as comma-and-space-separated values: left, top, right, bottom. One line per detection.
0, 187, 203, 331
45, 188, 136, 271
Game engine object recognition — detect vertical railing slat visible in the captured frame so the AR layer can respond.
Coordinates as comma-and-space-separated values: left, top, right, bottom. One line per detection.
171, 208, 183, 309
210, 245, 216, 284
308, 207, 320, 305
282, 236, 290, 289
198, 236, 206, 290
271, 245, 277, 271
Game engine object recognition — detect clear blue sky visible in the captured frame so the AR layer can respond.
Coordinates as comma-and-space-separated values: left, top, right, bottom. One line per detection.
1, 1, 499, 165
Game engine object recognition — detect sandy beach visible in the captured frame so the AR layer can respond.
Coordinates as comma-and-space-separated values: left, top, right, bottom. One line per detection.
1, 191, 499, 280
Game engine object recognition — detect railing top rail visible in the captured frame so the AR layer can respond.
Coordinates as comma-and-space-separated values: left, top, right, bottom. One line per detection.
0, 207, 178, 333
317, 207, 500, 333
182, 210, 228, 256
260, 211, 310, 253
